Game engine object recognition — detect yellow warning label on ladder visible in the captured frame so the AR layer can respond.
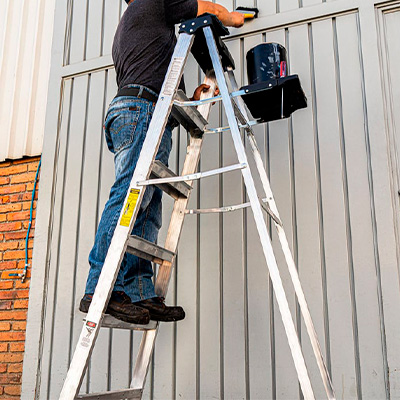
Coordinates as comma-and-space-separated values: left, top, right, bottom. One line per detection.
120, 189, 140, 227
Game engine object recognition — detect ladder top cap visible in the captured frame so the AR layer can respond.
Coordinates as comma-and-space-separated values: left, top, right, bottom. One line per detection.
179, 13, 230, 37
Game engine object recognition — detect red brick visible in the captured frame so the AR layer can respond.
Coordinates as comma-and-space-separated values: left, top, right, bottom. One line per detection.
0, 353, 23, 363
7, 363, 23, 373
4, 385, 22, 396
0, 177, 10, 185
13, 300, 28, 309
0, 364, 6, 373
0, 343, 8, 352
0, 331, 25, 341
0, 204, 22, 213
22, 200, 37, 210
23, 220, 35, 229
0, 195, 10, 204
0, 164, 27, 176
7, 210, 31, 221
4, 385, 21, 396
9, 343, 24, 353
10, 172, 36, 184
0, 311, 26, 321
0, 281, 13, 290
0, 161, 12, 167
0, 242, 18, 251
0, 290, 29, 300
0, 386, 3, 396
3, 250, 32, 261
14, 281, 30, 289
0, 234, 3, 240
28, 161, 40, 171
0, 184, 26, 195
0, 301, 12, 311
0, 322, 11, 331
4, 231, 33, 240
0, 222, 22, 232
14, 157, 40, 164
12, 322, 26, 331
0, 214, 6, 222
0, 373, 21, 384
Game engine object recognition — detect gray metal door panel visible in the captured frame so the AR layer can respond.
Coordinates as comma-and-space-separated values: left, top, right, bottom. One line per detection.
22, 1, 400, 399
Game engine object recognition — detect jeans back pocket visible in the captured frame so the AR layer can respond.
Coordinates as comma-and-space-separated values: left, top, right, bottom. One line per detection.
105, 105, 142, 153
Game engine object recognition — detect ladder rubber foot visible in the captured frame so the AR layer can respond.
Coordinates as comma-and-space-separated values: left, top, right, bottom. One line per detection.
76, 388, 142, 399
101, 314, 158, 330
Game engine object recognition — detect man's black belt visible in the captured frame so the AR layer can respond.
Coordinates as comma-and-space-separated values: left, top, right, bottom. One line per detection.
115, 87, 158, 103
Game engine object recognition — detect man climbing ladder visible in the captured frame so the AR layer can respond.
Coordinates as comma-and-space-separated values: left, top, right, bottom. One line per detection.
79, 0, 244, 324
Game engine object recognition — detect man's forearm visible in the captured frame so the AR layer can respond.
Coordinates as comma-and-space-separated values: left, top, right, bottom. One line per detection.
197, 1, 244, 27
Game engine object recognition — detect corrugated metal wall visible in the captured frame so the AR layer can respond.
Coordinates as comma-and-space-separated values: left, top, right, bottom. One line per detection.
22, 0, 400, 399
0, 0, 55, 161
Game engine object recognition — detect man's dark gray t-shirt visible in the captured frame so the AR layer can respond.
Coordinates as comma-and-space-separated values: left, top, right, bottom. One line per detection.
113, 0, 198, 94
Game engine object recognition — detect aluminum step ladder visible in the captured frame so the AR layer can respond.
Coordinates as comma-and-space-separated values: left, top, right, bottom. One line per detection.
59, 13, 336, 400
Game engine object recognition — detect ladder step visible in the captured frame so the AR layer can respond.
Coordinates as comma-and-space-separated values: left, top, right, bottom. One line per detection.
101, 315, 158, 330
150, 160, 192, 200
171, 89, 208, 137
76, 388, 142, 399
126, 235, 175, 264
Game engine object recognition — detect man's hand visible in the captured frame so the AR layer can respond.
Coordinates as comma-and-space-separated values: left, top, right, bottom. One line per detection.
197, 1, 245, 28
191, 84, 220, 102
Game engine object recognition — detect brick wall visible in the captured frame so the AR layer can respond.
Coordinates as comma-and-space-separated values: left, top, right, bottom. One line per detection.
0, 156, 41, 399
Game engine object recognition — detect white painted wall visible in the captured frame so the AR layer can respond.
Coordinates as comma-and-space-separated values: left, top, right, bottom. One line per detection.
0, 0, 56, 161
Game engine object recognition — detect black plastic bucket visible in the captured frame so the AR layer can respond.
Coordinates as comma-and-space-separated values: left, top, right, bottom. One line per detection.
246, 43, 288, 84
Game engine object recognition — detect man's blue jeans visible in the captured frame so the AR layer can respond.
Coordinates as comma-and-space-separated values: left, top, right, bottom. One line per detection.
85, 85, 172, 302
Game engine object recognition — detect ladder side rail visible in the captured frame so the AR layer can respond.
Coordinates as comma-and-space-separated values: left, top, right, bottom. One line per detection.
59, 32, 195, 400
204, 26, 316, 400
130, 72, 217, 392
226, 68, 336, 400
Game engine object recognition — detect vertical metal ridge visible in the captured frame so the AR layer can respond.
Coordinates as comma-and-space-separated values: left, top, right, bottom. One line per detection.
150, 345, 155, 400
286, 27, 303, 400
129, 331, 134, 386
308, 22, 332, 374
100, 0, 106, 57
83, 0, 89, 61
68, 73, 91, 367
299, 0, 303, 9
262, 31, 276, 399
63, 0, 73, 66
285, 27, 301, 342
240, 37, 251, 400
218, 99, 225, 400
196, 66, 202, 400
276, 0, 280, 14
378, 8, 400, 272
34, 79, 67, 400
108, 328, 113, 391
356, 12, 390, 399
86, 70, 108, 394
332, 17, 362, 399
47, 78, 75, 399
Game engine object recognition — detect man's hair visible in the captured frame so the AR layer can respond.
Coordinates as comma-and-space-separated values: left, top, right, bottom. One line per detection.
125, 0, 130, 4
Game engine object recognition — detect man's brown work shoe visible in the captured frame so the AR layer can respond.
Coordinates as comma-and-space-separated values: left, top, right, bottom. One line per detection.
133, 297, 185, 322
79, 291, 150, 325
